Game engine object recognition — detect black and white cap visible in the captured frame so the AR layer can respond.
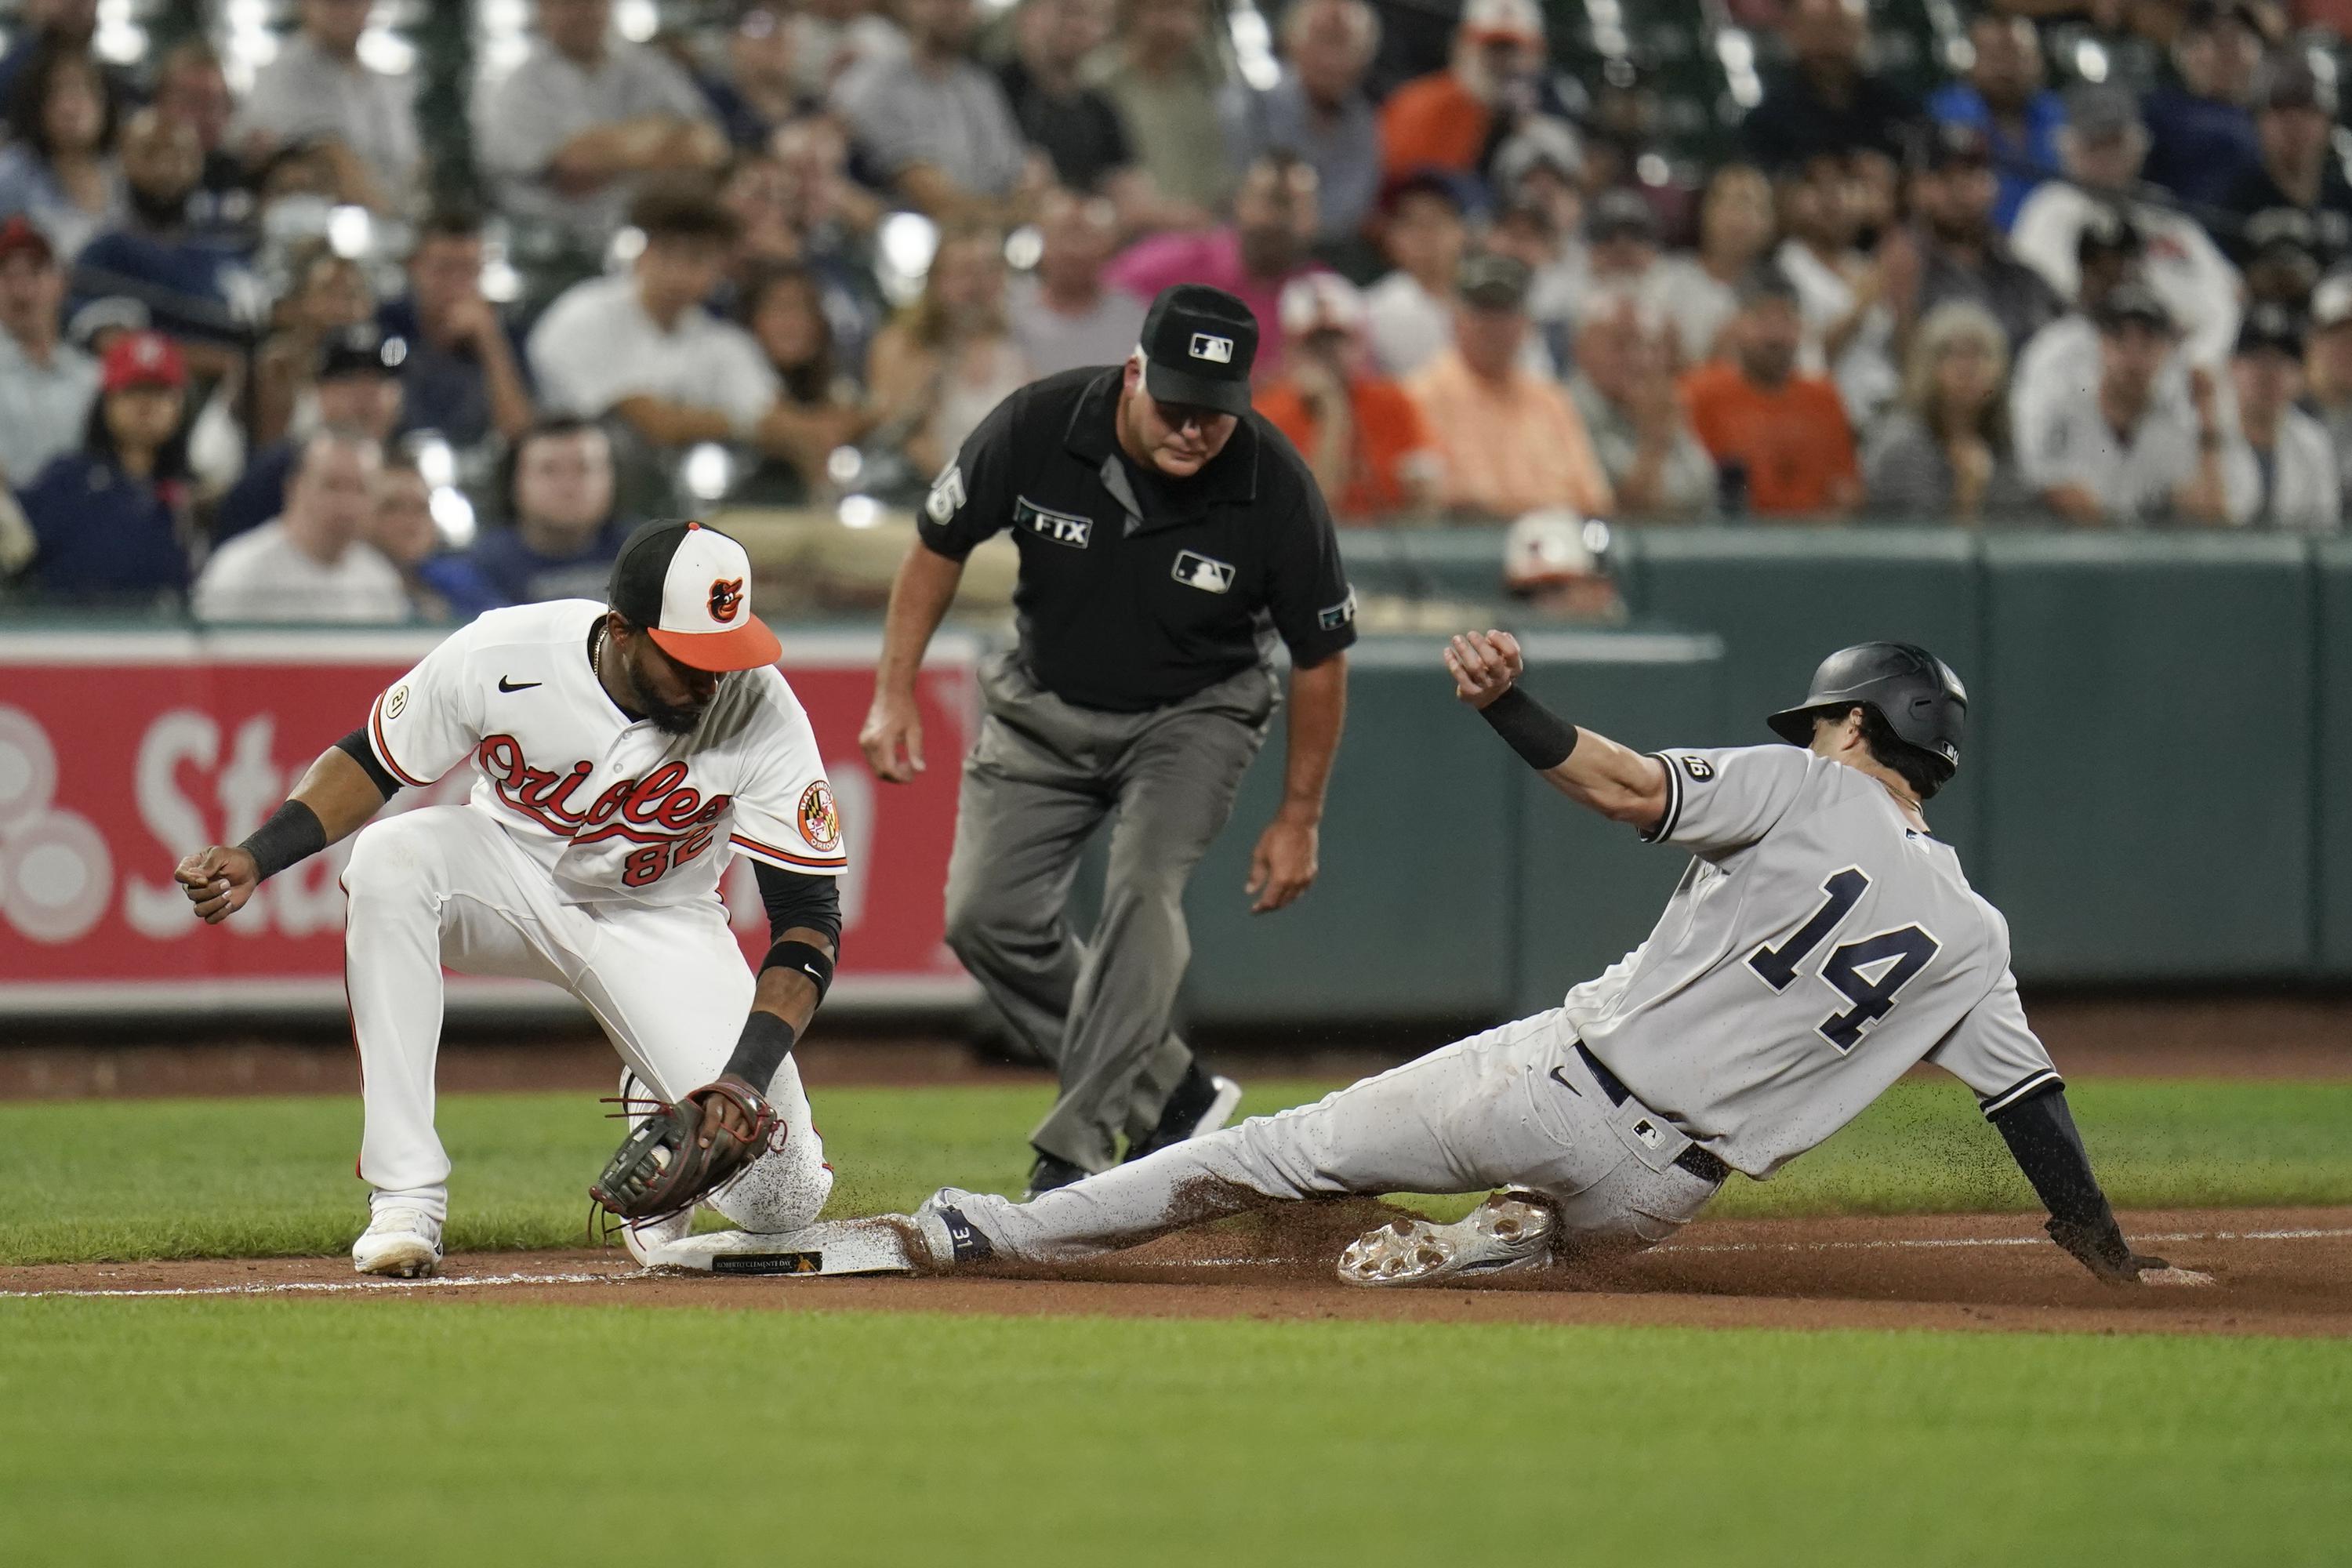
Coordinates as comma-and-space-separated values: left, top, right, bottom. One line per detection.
606, 518, 782, 673
1139, 284, 1258, 416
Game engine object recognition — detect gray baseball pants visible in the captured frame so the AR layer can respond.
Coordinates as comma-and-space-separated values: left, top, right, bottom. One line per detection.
942, 651, 1276, 1171
935, 1008, 1725, 1261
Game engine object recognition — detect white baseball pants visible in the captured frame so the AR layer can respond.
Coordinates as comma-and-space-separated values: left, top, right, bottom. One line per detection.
339, 804, 833, 1230
942, 1008, 1722, 1263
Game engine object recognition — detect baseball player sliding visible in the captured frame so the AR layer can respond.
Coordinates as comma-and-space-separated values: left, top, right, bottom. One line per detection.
872, 637, 2196, 1288
173, 521, 848, 1277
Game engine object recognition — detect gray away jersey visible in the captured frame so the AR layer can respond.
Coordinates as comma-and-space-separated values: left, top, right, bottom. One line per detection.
1563, 746, 2059, 1179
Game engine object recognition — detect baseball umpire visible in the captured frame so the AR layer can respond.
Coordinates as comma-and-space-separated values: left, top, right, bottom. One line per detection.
859, 283, 1358, 1196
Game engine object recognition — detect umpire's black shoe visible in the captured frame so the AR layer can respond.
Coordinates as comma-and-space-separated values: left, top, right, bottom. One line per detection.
1025, 1149, 1090, 1200
1124, 1064, 1245, 1163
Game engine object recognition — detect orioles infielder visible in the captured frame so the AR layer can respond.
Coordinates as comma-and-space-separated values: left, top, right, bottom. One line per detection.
174, 520, 848, 1276
869, 637, 2204, 1290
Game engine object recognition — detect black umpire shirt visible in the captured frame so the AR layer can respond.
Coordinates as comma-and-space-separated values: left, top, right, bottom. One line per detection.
916, 365, 1359, 713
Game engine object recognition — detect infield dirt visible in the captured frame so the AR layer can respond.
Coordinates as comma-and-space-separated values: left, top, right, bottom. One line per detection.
8, 1205, 2346, 1341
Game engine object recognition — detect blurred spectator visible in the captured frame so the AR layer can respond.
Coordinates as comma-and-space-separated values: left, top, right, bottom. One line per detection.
230, 0, 420, 213
771, 118, 886, 376
2223, 303, 2338, 529
1566, 299, 1715, 519
1095, 0, 1240, 212
1483, 191, 1574, 371
70, 110, 262, 359
220, 324, 403, 541
2241, 208, 2325, 310
1864, 301, 2033, 521
721, 146, 803, 269
466, 418, 636, 604
867, 220, 1029, 476
1254, 271, 1437, 521
1904, 124, 2063, 354
1377, 0, 1558, 182
1229, 0, 1383, 247
1105, 151, 1321, 379
0, 0, 127, 110
378, 208, 535, 448
1007, 187, 1148, 376
0, 42, 125, 263
2216, 52, 2352, 271
251, 239, 377, 447
797, 0, 908, 104
1403, 252, 1613, 521
151, 42, 252, 234
527, 187, 778, 452
1740, 0, 1918, 172
1682, 265, 1860, 518
1650, 163, 1777, 367
1927, 14, 2064, 232
841, 0, 1030, 222
15, 329, 188, 599
2140, 0, 2264, 210
698, 3, 813, 150
740, 262, 869, 498
193, 427, 405, 622
0, 216, 98, 488
2011, 84, 2242, 367
1486, 118, 1587, 341
369, 452, 498, 620
473, 0, 727, 252
1582, 189, 1664, 319
1364, 169, 1471, 376
1775, 156, 1899, 431
999, 0, 1134, 197
2306, 272, 2352, 495
2015, 283, 2245, 524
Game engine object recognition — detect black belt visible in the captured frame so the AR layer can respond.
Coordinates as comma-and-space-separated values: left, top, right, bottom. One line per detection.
1574, 1042, 1731, 1185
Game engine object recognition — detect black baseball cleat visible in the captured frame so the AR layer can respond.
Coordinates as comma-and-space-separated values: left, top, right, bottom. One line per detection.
1025, 1149, 1089, 1200
1124, 1062, 1244, 1163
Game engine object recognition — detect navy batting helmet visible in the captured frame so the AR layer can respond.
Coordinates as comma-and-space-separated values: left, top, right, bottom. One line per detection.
1766, 642, 1968, 782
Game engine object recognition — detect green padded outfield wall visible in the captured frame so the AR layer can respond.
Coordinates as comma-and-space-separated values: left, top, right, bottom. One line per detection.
2319, 537, 2352, 978
1617, 527, 1988, 858
1180, 630, 1722, 1026
1976, 534, 2316, 982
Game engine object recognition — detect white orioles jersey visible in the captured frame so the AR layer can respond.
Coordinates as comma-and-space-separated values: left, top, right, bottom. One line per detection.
1564, 745, 2060, 1180
364, 599, 847, 906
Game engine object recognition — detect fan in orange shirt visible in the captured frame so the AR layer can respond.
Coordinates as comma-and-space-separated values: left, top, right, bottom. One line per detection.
1680, 265, 1862, 517
1256, 273, 1440, 523
1378, 0, 1551, 180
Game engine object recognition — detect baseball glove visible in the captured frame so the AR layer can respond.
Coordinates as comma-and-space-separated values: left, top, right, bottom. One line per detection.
590, 1077, 780, 1223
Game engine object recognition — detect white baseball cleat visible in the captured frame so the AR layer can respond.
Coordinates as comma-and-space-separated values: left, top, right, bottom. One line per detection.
644, 1219, 914, 1276
351, 1205, 443, 1278
909, 1189, 1000, 1270
1337, 1195, 1555, 1288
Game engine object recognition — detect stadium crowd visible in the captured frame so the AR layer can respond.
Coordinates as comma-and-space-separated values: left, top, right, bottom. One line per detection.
1, 0, 2348, 619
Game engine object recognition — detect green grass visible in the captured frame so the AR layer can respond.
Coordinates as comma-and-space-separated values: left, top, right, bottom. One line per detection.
6, 1077, 2352, 1265
5, 1295, 2347, 1568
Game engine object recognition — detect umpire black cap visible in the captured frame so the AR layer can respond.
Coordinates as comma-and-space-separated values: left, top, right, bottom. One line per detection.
1767, 642, 1969, 782
1139, 285, 1258, 416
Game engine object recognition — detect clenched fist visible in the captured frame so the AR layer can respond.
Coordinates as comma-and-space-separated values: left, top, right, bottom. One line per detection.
176, 845, 260, 924
1444, 630, 1525, 710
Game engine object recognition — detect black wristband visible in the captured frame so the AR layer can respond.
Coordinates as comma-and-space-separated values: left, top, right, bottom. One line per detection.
1478, 685, 1580, 771
760, 938, 836, 1003
721, 1011, 798, 1089
238, 800, 328, 883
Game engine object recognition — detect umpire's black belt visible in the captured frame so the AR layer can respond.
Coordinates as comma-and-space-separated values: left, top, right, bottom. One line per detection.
1575, 1042, 1732, 1185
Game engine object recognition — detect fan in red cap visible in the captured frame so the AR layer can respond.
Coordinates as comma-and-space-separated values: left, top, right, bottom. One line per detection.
100, 331, 188, 394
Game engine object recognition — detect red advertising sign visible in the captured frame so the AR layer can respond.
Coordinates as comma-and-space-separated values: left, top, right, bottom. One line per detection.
0, 628, 980, 1015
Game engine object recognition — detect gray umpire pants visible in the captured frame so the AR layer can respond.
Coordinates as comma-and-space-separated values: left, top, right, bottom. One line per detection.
943, 649, 1277, 1171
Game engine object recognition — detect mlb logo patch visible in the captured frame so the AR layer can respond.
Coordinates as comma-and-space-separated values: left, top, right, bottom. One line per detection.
1317, 589, 1357, 631
1189, 332, 1234, 364
1632, 1118, 1663, 1149
1172, 550, 1235, 593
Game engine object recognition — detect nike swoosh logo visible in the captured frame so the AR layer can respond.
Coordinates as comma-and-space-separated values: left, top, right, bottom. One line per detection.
1546, 1065, 1581, 1097
498, 677, 542, 692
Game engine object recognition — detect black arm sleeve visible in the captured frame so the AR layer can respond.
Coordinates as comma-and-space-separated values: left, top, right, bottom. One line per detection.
1989, 1085, 2137, 1278
335, 728, 401, 802
751, 859, 844, 948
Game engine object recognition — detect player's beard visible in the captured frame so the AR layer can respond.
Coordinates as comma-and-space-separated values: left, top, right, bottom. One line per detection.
619, 644, 710, 736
